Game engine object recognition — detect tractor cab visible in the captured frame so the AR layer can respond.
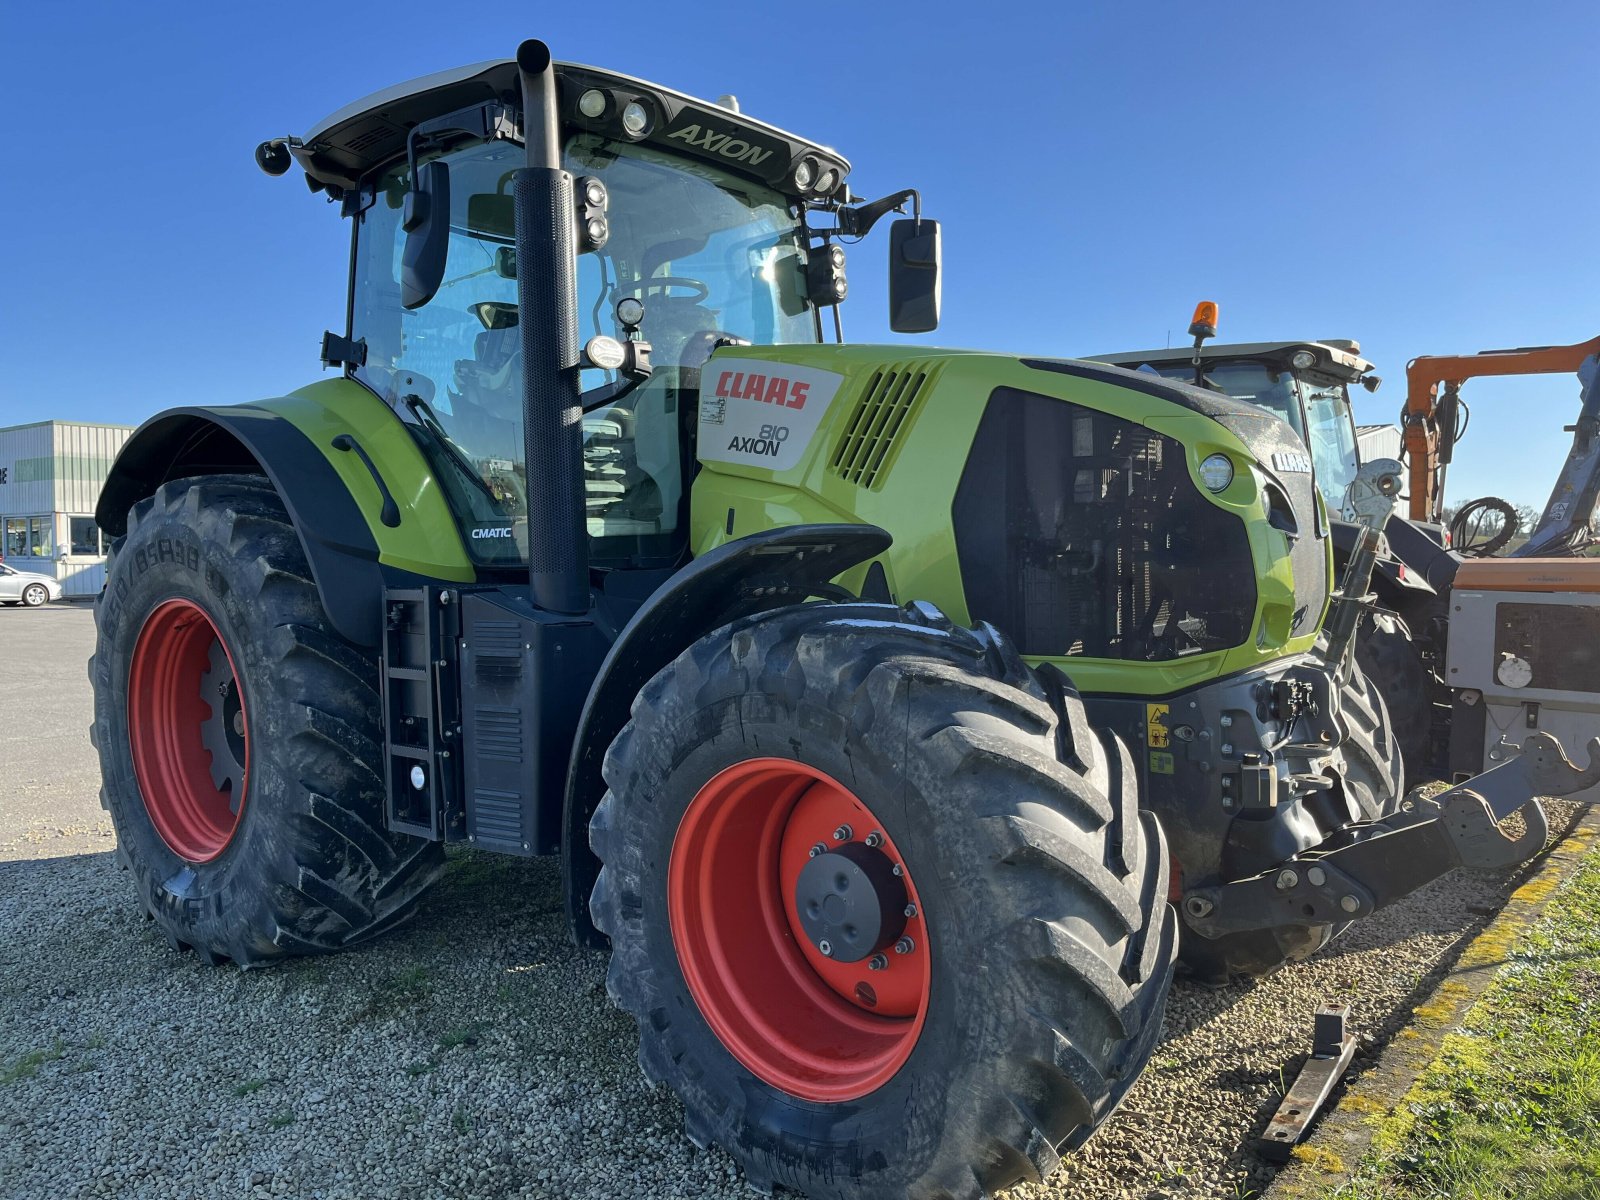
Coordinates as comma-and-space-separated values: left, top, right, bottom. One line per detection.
268, 57, 938, 573
1089, 338, 1378, 516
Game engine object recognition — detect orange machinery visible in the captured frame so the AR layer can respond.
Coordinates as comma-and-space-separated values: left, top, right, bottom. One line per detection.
1403, 331, 1600, 526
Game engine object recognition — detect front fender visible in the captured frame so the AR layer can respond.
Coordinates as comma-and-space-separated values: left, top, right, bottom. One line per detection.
96, 380, 475, 646
561, 522, 892, 946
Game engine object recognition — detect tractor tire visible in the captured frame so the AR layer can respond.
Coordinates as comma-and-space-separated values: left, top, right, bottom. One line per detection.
591, 601, 1175, 1199
1177, 657, 1404, 984
90, 474, 444, 965
1355, 612, 1433, 785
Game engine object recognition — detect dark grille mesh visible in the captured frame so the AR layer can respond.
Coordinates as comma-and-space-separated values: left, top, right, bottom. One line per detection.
953, 388, 1258, 661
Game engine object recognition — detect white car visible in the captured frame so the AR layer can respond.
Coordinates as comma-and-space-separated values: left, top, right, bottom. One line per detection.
0, 562, 64, 607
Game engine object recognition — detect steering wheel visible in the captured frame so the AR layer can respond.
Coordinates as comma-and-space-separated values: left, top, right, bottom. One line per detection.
625, 277, 710, 304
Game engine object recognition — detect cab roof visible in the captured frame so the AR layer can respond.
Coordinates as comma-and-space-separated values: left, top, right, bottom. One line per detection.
288, 58, 851, 198
1088, 340, 1376, 383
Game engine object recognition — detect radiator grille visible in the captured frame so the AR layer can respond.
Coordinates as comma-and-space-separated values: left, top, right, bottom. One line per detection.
829, 367, 933, 488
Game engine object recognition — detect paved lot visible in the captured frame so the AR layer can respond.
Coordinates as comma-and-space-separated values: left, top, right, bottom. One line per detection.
0, 603, 1577, 1199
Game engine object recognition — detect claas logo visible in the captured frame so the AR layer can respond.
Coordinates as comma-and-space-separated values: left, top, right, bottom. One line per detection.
713, 369, 810, 410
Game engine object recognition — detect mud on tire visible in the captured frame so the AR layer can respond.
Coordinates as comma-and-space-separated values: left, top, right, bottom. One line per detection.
590, 601, 1175, 1199
91, 474, 444, 965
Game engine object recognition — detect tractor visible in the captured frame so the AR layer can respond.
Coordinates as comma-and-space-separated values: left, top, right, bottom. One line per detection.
89, 42, 1593, 1200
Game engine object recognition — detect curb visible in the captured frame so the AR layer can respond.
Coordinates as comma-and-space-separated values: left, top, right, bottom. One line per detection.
1266, 803, 1600, 1196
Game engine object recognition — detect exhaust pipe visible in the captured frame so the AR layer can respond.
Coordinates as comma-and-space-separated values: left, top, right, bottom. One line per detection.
514, 39, 588, 615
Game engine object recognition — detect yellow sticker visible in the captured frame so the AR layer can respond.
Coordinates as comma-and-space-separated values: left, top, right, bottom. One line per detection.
1145, 702, 1170, 749
1149, 750, 1175, 775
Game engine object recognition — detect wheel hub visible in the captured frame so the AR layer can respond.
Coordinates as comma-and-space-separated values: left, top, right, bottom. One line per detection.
794, 843, 907, 963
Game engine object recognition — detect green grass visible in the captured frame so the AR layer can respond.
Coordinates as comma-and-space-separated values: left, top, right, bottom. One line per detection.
233, 1077, 270, 1097
267, 1109, 296, 1130
0, 1040, 64, 1085
438, 1023, 487, 1050
451, 1104, 473, 1136
1332, 850, 1600, 1199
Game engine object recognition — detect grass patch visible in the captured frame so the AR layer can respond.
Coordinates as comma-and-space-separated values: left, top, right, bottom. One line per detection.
438, 1022, 488, 1051
233, 1077, 270, 1097
348, 964, 433, 1024
1333, 846, 1600, 1199
451, 1104, 473, 1136
1, 1039, 64, 1085
267, 1109, 295, 1130
403, 1060, 435, 1077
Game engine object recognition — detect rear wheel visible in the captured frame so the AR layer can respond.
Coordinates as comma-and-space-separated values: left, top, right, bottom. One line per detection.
592, 601, 1175, 1198
21, 583, 49, 607
91, 474, 444, 964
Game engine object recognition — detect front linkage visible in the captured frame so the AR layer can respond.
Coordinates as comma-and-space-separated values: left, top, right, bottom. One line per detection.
1184, 458, 1600, 941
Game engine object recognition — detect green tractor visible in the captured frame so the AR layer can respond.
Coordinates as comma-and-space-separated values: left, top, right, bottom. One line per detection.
90, 42, 1588, 1199
1090, 319, 1445, 780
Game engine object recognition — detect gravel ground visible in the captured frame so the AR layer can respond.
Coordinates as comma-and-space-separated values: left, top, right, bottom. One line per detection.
0, 604, 1583, 1199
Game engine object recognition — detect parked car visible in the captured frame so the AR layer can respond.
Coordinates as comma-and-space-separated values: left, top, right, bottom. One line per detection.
0, 562, 64, 606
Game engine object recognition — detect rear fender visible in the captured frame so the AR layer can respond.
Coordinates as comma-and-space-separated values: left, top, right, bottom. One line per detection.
96, 380, 475, 647
561, 523, 892, 946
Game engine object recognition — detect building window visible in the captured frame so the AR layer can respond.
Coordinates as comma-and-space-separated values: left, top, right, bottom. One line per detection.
69, 516, 102, 556
27, 516, 53, 558
3, 517, 25, 557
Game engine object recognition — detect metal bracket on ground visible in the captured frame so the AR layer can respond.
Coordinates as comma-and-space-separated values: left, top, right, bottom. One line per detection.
1257, 1005, 1359, 1162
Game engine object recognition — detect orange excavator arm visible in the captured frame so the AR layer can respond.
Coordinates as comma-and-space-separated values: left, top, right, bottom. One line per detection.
1403, 332, 1600, 522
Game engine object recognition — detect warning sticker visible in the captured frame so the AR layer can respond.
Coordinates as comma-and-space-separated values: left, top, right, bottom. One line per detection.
1149, 751, 1175, 775
1145, 702, 1170, 749
697, 359, 844, 473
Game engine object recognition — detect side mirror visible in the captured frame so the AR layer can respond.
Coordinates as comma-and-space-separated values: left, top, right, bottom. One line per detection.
888, 218, 941, 333
401, 160, 451, 310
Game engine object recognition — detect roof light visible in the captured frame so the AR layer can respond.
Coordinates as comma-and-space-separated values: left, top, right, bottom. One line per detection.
1199, 454, 1234, 492
1188, 300, 1219, 340
620, 100, 651, 138
815, 167, 838, 195
792, 156, 817, 191
577, 88, 607, 119
1291, 350, 1317, 370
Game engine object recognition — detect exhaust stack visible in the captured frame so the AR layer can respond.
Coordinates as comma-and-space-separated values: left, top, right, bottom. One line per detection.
514, 39, 589, 615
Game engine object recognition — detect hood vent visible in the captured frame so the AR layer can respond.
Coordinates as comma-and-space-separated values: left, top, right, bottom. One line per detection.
829, 366, 933, 489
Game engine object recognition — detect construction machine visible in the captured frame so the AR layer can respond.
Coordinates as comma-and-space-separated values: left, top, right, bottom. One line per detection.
88, 43, 1596, 1199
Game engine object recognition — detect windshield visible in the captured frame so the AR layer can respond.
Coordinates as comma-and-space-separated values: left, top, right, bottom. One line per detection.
352, 135, 814, 567
1147, 361, 1303, 436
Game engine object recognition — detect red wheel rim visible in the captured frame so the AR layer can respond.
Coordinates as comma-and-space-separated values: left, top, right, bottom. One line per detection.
127, 598, 250, 863
668, 759, 931, 1102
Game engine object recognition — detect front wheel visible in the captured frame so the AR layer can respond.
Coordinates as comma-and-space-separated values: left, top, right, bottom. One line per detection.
591, 602, 1174, 1199
21, 583, 49, 607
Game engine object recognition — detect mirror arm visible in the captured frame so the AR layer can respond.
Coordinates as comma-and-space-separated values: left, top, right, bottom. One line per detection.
837, 188, 920, 239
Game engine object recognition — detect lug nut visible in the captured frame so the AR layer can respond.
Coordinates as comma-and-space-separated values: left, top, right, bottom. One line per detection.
832, 824, 853, 842
808, 843, 826, 859
1275, 869, 1299, 891
818, 940, 833, 957
894, 937, 915, 955
891, 863, 903, 877
864, 830, 883, 848
903, 903, 918, 919
1307, 866, 1327, 887
867, 954, 888, 971
1340, 895, 1361, 914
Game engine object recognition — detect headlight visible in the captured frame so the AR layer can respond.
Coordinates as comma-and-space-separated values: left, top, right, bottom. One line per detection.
577, 89, 607, 119
1199, 453, 1234, 492
1291, 349, 1317, 370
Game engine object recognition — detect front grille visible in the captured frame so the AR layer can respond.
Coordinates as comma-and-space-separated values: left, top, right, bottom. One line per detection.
829, 367, 933, 488
953, 387, 1257, 661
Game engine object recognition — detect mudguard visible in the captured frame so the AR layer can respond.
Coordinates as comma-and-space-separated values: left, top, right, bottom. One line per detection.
96, 382, 475, 648
561, 522, 892, 946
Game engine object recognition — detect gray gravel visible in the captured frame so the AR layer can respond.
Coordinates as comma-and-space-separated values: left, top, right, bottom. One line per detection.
0, 604, 1579, 1199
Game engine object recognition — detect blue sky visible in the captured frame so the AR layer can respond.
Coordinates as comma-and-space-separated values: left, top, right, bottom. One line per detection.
2, 0, 1594, 508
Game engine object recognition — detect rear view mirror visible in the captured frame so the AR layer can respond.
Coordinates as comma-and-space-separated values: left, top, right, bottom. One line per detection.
888, 218, 941, 333
401, 160, 451, 309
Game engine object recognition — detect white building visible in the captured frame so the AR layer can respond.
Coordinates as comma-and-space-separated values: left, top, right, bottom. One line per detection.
1356, 423, 1403, 465
0, 421, 135, 597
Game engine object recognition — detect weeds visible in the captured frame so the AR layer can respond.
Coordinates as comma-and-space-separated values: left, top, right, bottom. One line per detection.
1, 1039, 64, 1085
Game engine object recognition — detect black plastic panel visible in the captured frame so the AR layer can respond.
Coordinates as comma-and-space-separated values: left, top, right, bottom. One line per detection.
953, 387, 1254, 660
